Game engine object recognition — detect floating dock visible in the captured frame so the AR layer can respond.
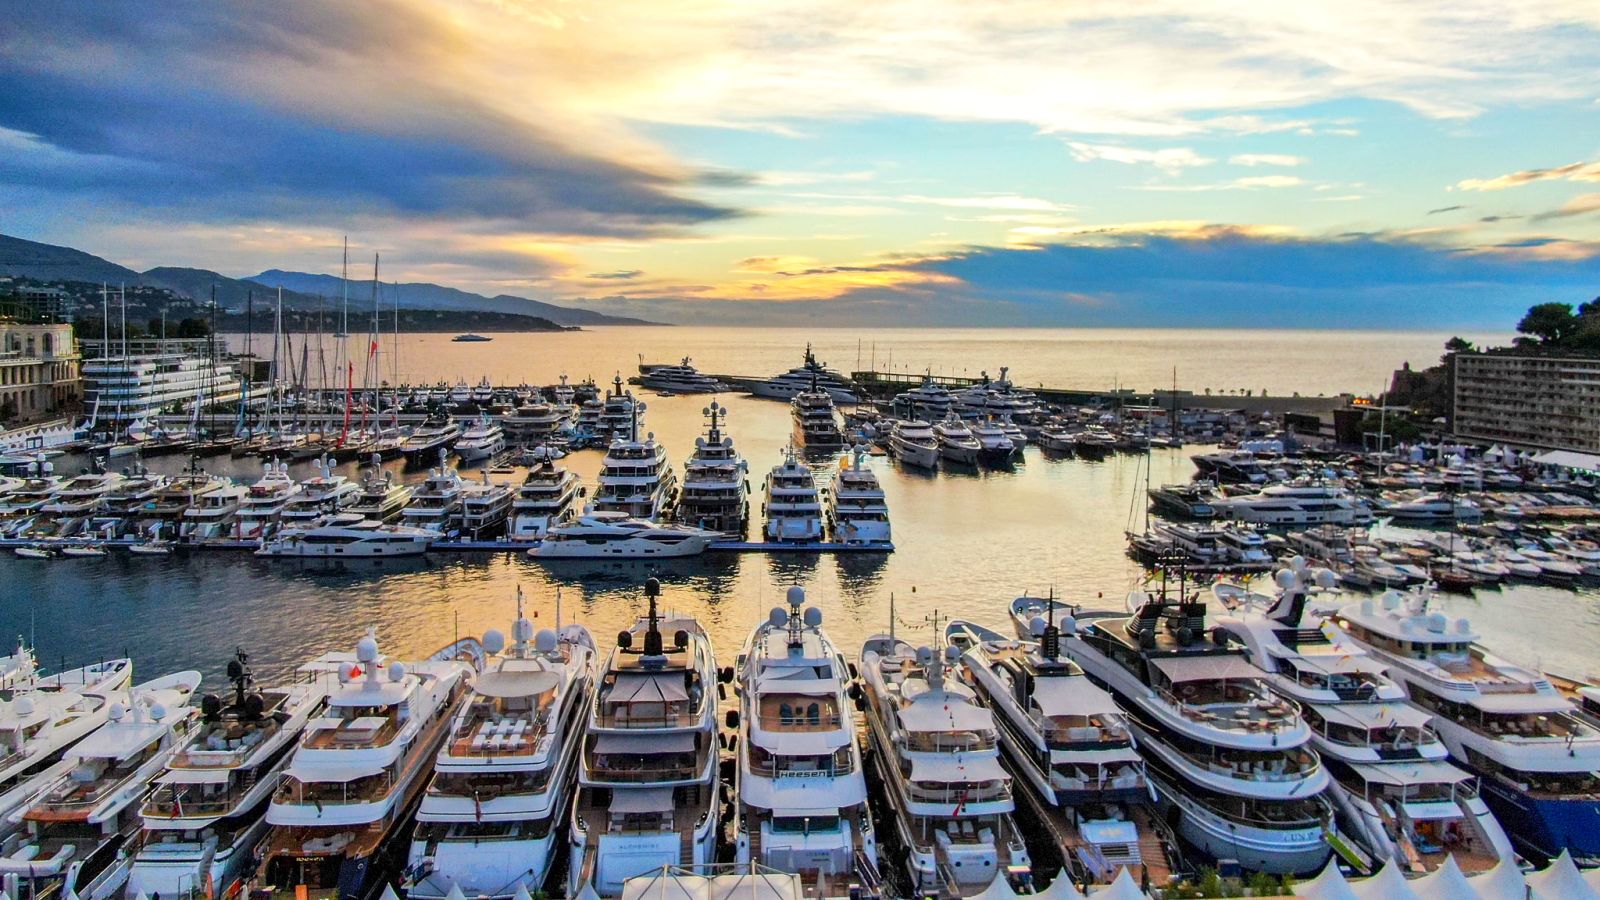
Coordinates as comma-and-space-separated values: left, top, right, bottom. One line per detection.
0, 537, 892, 555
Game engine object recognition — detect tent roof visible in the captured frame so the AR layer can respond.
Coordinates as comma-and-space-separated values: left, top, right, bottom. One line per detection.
1349, 861, 1421, 900
475, 670, 561, 699
594, 732, 695, 754
1032, 675, 1120, 718
1149, 654, 1262, 683
609, 673, 690, 704
1294, 860, 1359, 900
1527, 850, 1599, 900
609, 787, 675, 814
908, 753, 1008, 784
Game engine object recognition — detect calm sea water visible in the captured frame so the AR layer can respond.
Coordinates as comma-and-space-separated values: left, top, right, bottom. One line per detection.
8, 327, 1592, 691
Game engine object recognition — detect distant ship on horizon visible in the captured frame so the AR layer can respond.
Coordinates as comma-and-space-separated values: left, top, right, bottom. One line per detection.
452, 333, 493, 342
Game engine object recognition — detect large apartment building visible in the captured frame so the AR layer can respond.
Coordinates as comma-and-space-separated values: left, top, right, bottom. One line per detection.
0, 320, 79, 424
1452, 350, 1600, 453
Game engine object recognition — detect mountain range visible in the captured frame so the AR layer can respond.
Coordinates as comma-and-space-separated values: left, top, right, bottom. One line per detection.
0, 233, 659, 327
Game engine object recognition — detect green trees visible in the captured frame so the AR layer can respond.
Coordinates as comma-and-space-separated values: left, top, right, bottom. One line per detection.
1511, 298, 1600, 353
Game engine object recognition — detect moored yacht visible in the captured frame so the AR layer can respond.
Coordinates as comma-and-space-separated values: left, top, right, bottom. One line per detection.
180, 480, 247, 540
971, 420, 1016, 463
792, 381, 846, 449
568, 580, 720, 897
1213, 566, 1513, 876
932, 415, 981, 466
750, 345, 859, 403
949, 614, 1177, 886
1056, 587, 1335, 874
527, 512, 717, 559
1210, 482, 1372, 527
252, 630, 482, 900
763, 448, 823, 543
255, 514, 436, 558
129, 651, 332, 900
41, 471, 127, 519
733, 588, 877, 892
674, 402, 749, 538
279, 457, 361, 527
348, 461, 414, 523
593, 431, 676, 522
0, 671, 202, 900
895, 375, 953, 422
636, 358, 727, 394
233, 461, 301, 540
596, 376, 642, 442
401, 419, 463, 465
406, 592, 597, 899
0, 657, 133, 824
507, 463, 581, 542
454, 417, 506, 465
859, 634, 1030, 896
457, 473, 516, 539
400, 461, 467, 536
889, 420, 939, 470
826, 446, 891, 545
1330, 589, 1600, 863
503, 400, 569, 445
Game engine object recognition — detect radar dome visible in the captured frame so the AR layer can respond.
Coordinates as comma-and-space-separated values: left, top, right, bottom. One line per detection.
803, 607, 823, 628
769, 607, 789, 628
646, 431, 655, 441
1060, 616, 1077, 635
1361, 599, 1375, 616
1427, 612, 1448, 633
945, 645, 960, 663
1288, 555, 1307, 571
786, 586, 806, 607
482, 629, 507, 655
1381, 591, 1402, 610
109, 702, 127, 722
338, 662, 357, 682
1029, 616, 1047, 637
916, 646, 933, 666
356, 633, 380, 663
696, 437, 706, 449
1274, 569, 1297, 589
14, 697, 34, 716
148, 701, 168, 720
535, 629, 558, 653
513, 617, 535, 643
388, 661, 406, 682
1456, 618, 1472, 634
1314, 569, 1339, 590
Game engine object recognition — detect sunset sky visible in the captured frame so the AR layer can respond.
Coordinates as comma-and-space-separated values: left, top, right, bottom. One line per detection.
4, 1, 1600, 326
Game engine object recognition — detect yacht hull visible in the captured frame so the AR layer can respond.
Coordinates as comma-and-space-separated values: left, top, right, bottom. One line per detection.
1476, 771, 1600, 860
1150, 772, 1331, 875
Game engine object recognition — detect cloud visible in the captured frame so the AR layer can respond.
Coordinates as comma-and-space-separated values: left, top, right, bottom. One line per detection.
587, 269, 645, 280
1066, 142, 1212, 172
1137, 175, 1306, 192
1229, 154, 1306, 167
1456, 159, 1600, 191
1427, 205, 1466, 214
1530, 193, 1600, 221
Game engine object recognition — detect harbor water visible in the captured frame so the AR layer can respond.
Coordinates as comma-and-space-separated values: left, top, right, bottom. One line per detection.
6, 326, 1593, 691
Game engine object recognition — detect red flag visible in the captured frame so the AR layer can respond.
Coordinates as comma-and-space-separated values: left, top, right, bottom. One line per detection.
369, 340, 379, 357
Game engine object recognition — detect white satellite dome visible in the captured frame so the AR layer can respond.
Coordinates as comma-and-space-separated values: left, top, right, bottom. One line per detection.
1029, 616, 1047, 636
482, 629, 507, 655
769, 607, 789, 627
803, 607, 823, 627
356, 633, 380, 663
786, 586, 806, 607
513, 617, 535, 643
387, 661, 406, 682
535, 629, 558, 653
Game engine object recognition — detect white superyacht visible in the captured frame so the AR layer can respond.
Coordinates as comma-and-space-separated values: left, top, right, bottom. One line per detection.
673, 402, 750, 538
763, 448, 824, 543
826, 446, 891, 545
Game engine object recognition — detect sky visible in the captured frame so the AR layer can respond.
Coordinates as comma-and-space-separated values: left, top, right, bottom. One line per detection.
3, 1, 1600, 327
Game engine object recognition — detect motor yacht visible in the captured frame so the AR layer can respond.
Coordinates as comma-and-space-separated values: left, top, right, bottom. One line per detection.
1052, 588, 1335, 874
750, 345, 859, 404
129, 651, 332, 900
279, 457, 361, 527
507, 463, 582, 542
503, 401, 569, 444
252, 630, 482, 900
895, 375, 953, 423
454, 417, 506, 465
1329, 590, 1600, 862
0, 466, 62, 537
889, 421, 939, 470
1072, 426, 1115, 458
40, 471, 125, 522
1374, 492, 1481, 524
674, 402, 749, 538
348, 462, 415, 523
1036, 421, 1077, 455
406, 593, 597, 899
859, 635, 1030, 896
0, 657, 133, 824
232, 460, 302, 540
1148, 483, 1217, 520
593, 433, 676, 522
948, 616, 1177, 886
255, 514, 436, 558
1211, 482, 1372, 527
550, 374, 579, 408
596, 376, 643, 442
180, 480, 247, 540
932, 415, 981, 466
827, 446, 891, 545
1213, 567, 1514, 876
1192, 448, 1275, 485
0, 671, 202, 900
763, 448, 823, 543
471, 377, 494, 406
636, 358, 727, 394
400, 462, 467, 536
457, 474, 516, 539
791, 382, 846, 450
971, 420, 1016, 463
527, 512, 718, 560
568, 581, 720, 896
401, 419, 463, 465
732, 588, 877, 892
143, 464, 230, 532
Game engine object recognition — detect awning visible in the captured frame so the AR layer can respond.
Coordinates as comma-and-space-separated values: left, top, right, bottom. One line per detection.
1292, 651, 1386, 676
156, 768, 232, 785
610, 673, 690, 704
1345, 760, 1471, 789
475, 670, 561, 699
895, 697, 994, 733
610, 787, 675, 814
1314, 702, 1434, 731
1149, 654, 1262, 683
1031, 676, 1120, 718
1462, 692, 1572, 715
908, 754, 1008, 783
594, 732, 695, 754
754, 675, 837, 696
283, 761, 386, 784
1529, 449, 1600, 472
1048, 747, 1143, 765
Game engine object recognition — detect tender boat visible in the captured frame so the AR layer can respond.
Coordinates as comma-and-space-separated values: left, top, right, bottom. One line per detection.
0, 671, 202, 900
406, 591, 597, 898
526, 512, 718, 559
733, 588, 878, 892
129, 650, 332, 900
859, 633, 1030, 896
252, 630, 482, 900
948, 616, 1177, 886
568, 580, 720, 897
763, 448, 824, 543
673, 402, 749, 538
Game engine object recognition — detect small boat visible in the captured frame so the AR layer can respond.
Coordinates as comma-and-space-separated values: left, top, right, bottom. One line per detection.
14, 545, 54, 559
452, 333, 493, 342
59, 544, 108, 558
127, 541, 174, 556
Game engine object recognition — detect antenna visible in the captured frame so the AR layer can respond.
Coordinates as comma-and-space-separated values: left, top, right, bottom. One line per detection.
555, 585, 563, 632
